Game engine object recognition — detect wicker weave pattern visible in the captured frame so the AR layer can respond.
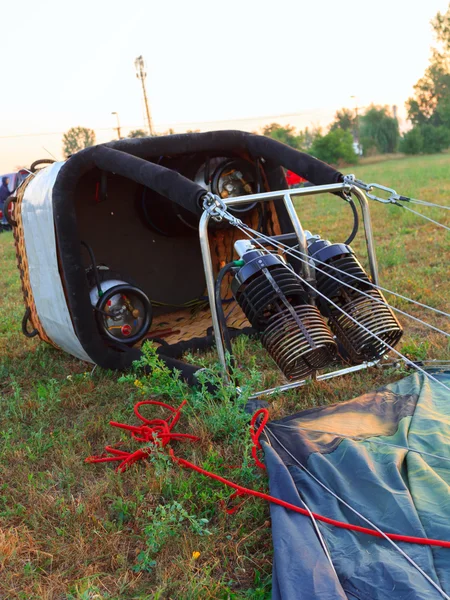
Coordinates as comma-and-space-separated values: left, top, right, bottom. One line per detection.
147, 201, 282, 345
149, 302, 250, 345
13, 176, 56, 346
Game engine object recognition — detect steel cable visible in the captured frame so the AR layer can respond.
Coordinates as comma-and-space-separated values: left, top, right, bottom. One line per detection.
234, 222, 450, 395
234, 224, 450, 339
242, 222, 450, 319
395, 203, 450, 232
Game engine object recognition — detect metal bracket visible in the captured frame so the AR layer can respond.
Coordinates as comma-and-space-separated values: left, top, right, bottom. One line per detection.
198, 182, 380, 396
202, 192, 243, 226
344, 175, 409, 206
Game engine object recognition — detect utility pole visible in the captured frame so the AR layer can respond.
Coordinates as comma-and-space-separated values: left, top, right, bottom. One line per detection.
134, 55, 154, 136
111, 112, 121, 139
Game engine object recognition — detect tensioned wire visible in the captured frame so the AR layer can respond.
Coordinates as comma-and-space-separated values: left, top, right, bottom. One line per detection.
403, 198, 450, 210
232, 221, 450, 396
395, 203, 450, 232
264, 427, 450, 600
236, 222, 450, 320
297, 491, 337, 575
232, 223, 450, 340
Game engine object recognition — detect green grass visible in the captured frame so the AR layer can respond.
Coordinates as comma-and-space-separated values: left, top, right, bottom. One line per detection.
1, 153, 450, 599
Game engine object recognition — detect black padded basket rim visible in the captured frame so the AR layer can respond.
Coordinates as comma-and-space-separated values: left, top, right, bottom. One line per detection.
51, 130, 342, 375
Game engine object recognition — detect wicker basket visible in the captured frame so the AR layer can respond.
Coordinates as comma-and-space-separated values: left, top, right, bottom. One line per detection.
13, 170, 281, 351
13, 175, 55, 346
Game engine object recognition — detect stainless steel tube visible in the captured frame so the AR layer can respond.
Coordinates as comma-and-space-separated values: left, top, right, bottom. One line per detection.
351, 187, 380, 285
224, 182, 349, 207
282, 192, 312, 284
247, 361, 379, 399
198, 210, 230, 379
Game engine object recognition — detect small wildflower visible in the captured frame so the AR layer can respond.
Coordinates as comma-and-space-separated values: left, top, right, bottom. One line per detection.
192, 551, 201, 560
134, 379, 143, 388
66, 375, 73, 381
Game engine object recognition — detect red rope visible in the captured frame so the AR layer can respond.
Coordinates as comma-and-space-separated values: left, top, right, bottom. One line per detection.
85, 399, 200, 472
250, 408, 269, 470
85, 401, 450, 549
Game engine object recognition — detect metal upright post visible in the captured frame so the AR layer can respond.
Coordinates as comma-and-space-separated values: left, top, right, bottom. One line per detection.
282, 192, 312, 285
198, 210, 230, 380
351, 187, 380, 285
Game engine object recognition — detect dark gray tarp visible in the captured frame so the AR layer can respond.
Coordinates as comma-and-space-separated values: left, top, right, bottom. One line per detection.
263, 371, 450, 599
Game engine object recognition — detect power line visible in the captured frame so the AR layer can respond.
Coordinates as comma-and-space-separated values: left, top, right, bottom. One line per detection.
0, 127, 119, 140
0, 107, 341, 140
156, 108, 337, 129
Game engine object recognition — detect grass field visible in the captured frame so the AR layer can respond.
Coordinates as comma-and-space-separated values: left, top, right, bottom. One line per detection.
1, 153, 449, 599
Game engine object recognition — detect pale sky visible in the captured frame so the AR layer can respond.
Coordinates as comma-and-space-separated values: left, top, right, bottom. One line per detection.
0, 0, 448, 172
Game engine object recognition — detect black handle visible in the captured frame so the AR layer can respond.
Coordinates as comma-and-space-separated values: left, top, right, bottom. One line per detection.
4, 196, 17, 227
22, 307, 38, 338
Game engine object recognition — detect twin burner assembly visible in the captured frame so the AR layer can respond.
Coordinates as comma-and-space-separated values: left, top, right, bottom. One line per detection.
229, 236, 402, 380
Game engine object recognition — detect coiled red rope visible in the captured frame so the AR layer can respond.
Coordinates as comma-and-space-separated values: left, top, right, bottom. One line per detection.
86, 400, 199, 472
85, 401, 450, 549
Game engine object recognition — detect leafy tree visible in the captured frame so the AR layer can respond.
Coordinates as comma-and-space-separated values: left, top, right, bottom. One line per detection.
330, 108, 356, 132
406, 5, 450, 127
262, 123, 304, 150
399, 127, 424, 154
62, 127, 96, 157
360, 106, 399, 154
261, 123, 321, 151
404, 6, 450, 151
152, 128, 175, 137
421, 123, 450, 152
400, 124, 450, 154
128, 129, 147, 138
435, 93, 450, 127
310, 129, 357, 165
302, 127, 317, 150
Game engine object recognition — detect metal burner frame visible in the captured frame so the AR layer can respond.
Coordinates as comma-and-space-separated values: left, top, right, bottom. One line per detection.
198, 182, 381, 398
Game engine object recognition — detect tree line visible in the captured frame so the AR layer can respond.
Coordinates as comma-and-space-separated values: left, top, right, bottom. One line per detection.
61, 4, 450, 165
60, 127, 198, 158
263, 4, 450, 164
261, 104, 401, 166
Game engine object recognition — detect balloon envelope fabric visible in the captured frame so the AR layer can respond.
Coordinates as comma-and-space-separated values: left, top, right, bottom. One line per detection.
262, 371, 450, 599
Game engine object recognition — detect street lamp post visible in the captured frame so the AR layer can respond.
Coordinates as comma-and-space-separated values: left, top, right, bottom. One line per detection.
111, 112, 121, 139
134, 55, 154, 136
350, 95, 360, 154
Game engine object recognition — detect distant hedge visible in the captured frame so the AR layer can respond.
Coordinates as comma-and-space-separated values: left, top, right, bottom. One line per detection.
400, 124, 450, 155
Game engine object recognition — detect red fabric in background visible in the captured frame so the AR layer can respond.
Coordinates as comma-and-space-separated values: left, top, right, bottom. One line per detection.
285, 170, 306, 186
